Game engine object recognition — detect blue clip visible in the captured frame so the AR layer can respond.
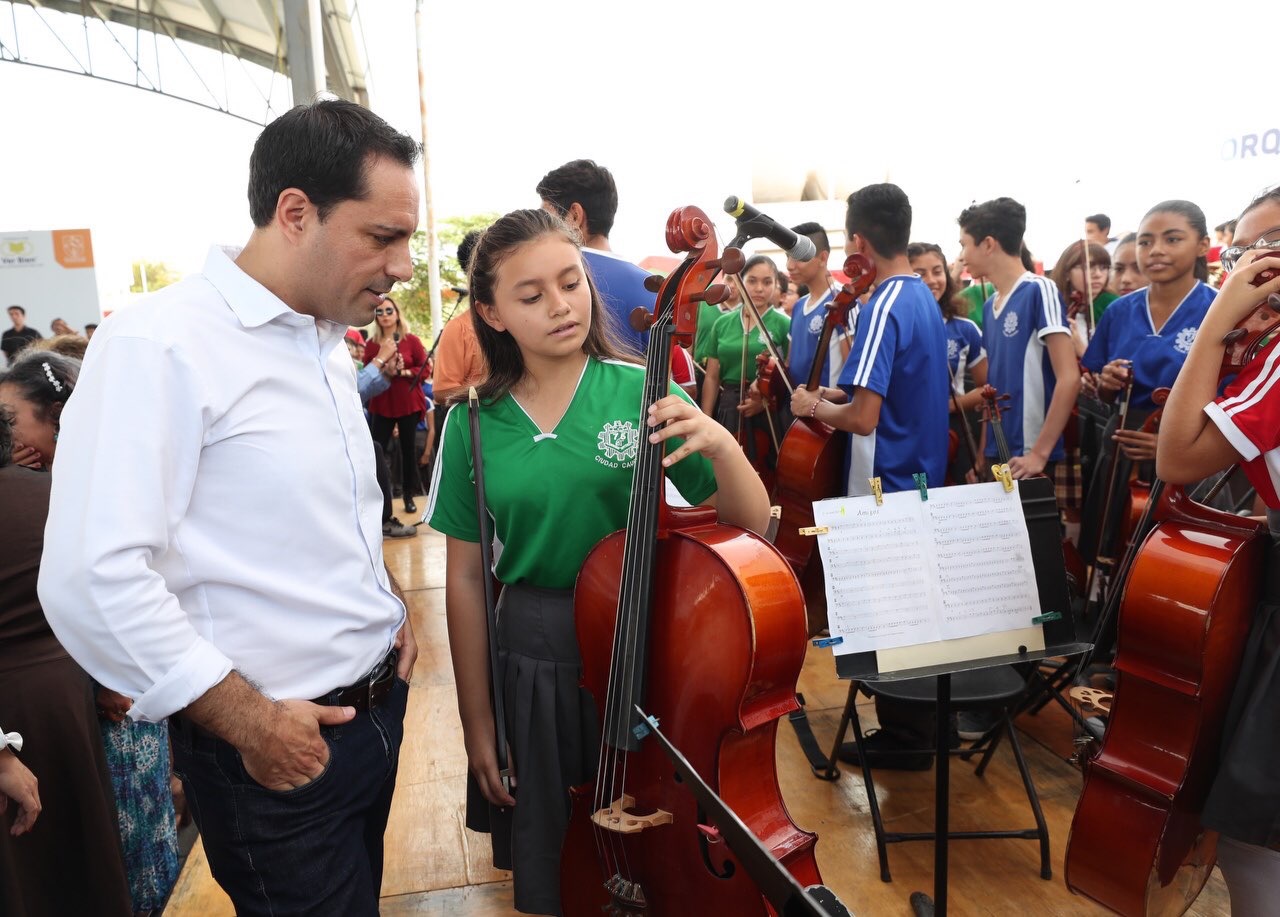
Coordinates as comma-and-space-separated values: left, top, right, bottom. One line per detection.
632, 714, 659, 742
913, 472, 929, 501
812, 635, 844, 648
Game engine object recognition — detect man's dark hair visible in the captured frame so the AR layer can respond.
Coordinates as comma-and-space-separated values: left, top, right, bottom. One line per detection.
84, 322, 98, 331
1086, 213, 1111, 234
247, 99, 421, 228
845, 184, 912, 258
791, 221, 831, 257
7, 305, 24, 315
1215, 221, 1230, 233
958, 197, 1027, 256
456, 229, 482, 273
536, 159, 619, 239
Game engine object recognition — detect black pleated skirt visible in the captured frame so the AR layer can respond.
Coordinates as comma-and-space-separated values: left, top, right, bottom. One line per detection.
465, 583, 598, 916
1202, 537, 1280, 848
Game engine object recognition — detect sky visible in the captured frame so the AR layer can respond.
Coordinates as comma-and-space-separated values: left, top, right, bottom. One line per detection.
1, 0, 1276, 313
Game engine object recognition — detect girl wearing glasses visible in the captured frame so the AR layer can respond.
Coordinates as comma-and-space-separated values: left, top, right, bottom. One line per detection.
425, 209, 769, 915
364, 298, 428, 514
1158, 187, 1280, 916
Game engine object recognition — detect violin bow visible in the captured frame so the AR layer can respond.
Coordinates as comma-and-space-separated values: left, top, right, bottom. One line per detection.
1079, 237, 1096, 339
467, 386, 511, 794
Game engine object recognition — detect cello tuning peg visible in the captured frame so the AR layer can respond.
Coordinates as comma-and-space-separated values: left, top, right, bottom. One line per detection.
630, 307, 656, 332
706, 248, 746, 277
696, 284, 730, 306
643, 274, 664, 294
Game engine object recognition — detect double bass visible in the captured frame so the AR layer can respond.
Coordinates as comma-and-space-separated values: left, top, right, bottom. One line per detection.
562, 206, 819, 915
771, 255, 876, 636
1064, 263, 1280, 916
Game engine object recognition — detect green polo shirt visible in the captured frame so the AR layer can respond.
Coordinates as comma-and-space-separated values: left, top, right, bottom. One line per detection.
705, 306, 791, 386
693, 301, 727, 365
426, 357, 718, 589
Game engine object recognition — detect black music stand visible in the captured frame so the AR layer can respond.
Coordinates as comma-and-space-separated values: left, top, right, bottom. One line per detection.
829, 476, 1090, 917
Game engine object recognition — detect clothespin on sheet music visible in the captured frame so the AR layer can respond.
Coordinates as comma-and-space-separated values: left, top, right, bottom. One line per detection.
992, 464, 1014, 493
868, 477, 883, 506
912, 472, 929, 501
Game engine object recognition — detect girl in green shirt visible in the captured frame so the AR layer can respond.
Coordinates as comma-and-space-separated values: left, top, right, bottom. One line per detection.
425, 208, 770, 915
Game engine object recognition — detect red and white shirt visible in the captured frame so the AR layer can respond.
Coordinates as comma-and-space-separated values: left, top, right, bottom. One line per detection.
1205, 337, 1280, 509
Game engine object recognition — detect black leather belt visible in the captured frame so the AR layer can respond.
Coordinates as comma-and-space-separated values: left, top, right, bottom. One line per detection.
312, 650, 397, 712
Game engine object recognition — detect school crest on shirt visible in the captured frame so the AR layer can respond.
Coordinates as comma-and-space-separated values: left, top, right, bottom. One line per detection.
947, 338, 959, 360
1174, 326, 1198, 354
1002, 310, 1019, 338
808, 312, 825, 335
596, 420, 639, 466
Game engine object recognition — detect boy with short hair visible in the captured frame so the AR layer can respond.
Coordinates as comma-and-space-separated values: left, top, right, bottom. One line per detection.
959, 198, 1080, 479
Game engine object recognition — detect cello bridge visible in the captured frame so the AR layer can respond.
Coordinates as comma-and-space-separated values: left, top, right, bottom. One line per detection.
591, 794, 673, 835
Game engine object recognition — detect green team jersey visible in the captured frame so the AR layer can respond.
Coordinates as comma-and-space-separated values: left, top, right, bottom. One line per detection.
693, 301, 727, 365
1090, 290, 1118, 324
425, 357, 718, 589
958, 282, 995, 327
706, 306, 791, 385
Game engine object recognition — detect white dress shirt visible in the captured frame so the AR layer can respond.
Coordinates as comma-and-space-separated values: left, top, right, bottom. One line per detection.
39, 247, 404, 722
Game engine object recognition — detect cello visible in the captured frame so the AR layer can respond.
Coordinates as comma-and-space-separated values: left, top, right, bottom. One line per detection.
770, 255, 876, 636
562, 206, 819, 915
1064, 266, 1280, 916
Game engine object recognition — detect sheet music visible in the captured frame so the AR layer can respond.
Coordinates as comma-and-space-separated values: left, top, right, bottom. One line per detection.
813, 494, 939, 653
813, 481, 1042, 655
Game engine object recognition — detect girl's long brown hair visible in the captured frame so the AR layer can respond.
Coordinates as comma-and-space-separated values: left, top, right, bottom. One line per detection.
467, 208, 638, 403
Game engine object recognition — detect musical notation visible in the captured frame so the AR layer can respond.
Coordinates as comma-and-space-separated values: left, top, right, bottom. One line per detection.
812, 482, 1041, 654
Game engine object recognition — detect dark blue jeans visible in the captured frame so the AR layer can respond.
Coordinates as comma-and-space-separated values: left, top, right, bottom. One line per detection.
170, 678, 409, 916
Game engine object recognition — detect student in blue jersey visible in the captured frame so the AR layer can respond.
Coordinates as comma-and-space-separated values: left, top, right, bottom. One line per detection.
790, 185, 951, 769
783, 222, 847, 389
425, 209, 770, 916
908, 242, 989, 482
791, 184, 951, 499
958, 197, 1081, 479
537, 159, 652, 357
1077, 200, 1215, 564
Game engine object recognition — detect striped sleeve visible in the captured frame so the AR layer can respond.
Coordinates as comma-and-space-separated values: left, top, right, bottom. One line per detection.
1031, 275, 1068, 337
960, 318, 986, 366
1205, 339, 1280, 462
841, 278, 903, 395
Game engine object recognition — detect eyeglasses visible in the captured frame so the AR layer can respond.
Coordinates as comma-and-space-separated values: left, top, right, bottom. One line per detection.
1221, 227, 1280, 271
374, 308, 396, 316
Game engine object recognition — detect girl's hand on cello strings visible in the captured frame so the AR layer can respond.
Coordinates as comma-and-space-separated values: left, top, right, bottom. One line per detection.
647, 395, 738, 467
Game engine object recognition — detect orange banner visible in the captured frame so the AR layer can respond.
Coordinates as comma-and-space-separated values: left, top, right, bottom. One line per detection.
52, 228, 94, 269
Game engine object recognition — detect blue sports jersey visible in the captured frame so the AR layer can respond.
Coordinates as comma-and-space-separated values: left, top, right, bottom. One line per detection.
982, 272, 1069, 460
837, 274, 950, 496
787, 283, 847, 388
944, 316, 986, 391
1081, 283, 1215, 411
582, 248, 654, 356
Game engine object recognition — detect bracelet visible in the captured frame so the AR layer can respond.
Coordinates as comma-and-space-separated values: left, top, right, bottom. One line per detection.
0, 729, 22, 753
374, 358, 385, 367
809, 399, 820, 419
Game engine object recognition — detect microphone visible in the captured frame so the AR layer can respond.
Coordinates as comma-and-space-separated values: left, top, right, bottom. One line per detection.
723, 196, 817, 262
450, 286, 469, 298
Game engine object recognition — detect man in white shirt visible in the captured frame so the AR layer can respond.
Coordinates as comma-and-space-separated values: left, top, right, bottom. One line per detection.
39, 100, 421, 916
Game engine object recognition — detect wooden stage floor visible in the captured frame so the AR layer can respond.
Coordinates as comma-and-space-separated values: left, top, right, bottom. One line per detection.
166, 503, 1230, 916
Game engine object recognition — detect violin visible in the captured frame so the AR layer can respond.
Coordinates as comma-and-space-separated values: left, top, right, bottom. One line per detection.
563, 206, 819, 915
728, 274, 789, 493
770, 255, 876, 636
1065, 262, 1280, 916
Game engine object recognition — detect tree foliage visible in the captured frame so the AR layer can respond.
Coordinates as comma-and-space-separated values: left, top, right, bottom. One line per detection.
393, 212, 498, 343
129, 261, 181, 294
